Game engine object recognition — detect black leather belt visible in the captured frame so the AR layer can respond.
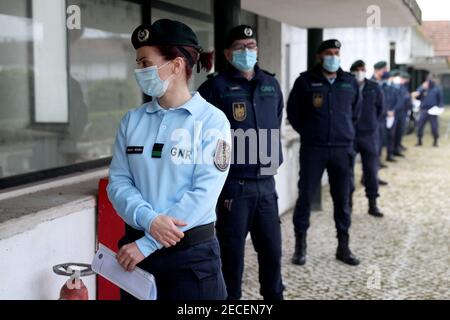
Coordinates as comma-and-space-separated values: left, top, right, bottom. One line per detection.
121, 222, 216, 252
161, 222, 216, 252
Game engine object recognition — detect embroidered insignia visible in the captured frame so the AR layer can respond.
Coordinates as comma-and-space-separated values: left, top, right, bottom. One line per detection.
233, 102, 247, 122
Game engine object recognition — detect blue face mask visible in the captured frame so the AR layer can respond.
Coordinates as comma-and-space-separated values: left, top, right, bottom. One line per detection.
134, 61, 173, 98
322, 55, 340, 73
231, 49, 257, 72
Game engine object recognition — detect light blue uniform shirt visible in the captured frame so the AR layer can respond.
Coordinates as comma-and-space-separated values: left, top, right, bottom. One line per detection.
107, 92, 231, 257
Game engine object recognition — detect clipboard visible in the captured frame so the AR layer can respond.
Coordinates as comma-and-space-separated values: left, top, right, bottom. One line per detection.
91, 244, 157, 300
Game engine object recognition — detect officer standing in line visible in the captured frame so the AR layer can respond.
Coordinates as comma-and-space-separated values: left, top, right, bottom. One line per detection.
391, 70, 412, 157
372, 61, 390, 170
413, 75, 444, 147
384, 72, 404, 162
198, 25, 285, 300
393, 71, 413, 154
349, 60, 385, 218
107, 19, 232, 300
287, 40, 362, 267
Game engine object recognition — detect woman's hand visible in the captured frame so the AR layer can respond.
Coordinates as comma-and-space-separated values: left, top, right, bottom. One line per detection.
150, 215, 187, 248
117, 242, 146, 272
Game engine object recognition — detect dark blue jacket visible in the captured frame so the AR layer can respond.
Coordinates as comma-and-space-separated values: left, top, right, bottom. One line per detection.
287, 65, 362, 147
382, 83, 403, 113
198, 64, 284, 179
417, 82, 444, 110
356, 79, 385, 135
399, 85, 413, 112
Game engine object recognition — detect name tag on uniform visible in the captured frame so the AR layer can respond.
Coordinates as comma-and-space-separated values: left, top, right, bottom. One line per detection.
311, 83, 323, 87
152, 144, 164, 159
126, 146, 144, 154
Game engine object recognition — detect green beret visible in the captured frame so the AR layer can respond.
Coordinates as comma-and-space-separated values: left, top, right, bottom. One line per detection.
350, 60, 365, 72
374, 61, 387, 70
390, 69, 401, 77
131, 19, 202, 51
401, 71, 411, 79
226, 25, 257, 48
317, 39, 341, 53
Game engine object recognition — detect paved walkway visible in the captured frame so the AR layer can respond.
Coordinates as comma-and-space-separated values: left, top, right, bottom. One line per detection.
242, 113, 450, 300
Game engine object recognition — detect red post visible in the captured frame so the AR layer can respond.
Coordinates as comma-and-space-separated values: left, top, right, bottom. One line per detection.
97, 178, 125, 300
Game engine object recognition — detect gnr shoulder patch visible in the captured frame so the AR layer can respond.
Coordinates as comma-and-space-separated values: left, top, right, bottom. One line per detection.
214, 139, 231, 172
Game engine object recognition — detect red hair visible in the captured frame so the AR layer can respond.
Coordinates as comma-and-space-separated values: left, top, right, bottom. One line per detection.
155, 45, 214, 81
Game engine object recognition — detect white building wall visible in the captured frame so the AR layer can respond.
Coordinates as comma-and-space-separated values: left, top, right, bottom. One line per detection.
323, 26, 433, 75
0, 207, 97, 300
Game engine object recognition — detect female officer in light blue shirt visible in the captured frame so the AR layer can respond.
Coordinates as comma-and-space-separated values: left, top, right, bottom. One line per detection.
107, 19, 231, 300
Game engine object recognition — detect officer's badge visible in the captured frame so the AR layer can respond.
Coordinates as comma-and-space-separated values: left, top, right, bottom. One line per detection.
244, 27, 253, 37
312, 93, 324, 108
137, 29, 150, 42
335, 40, 341, 48
233, 102, 247, 122
214, 139, 231, 172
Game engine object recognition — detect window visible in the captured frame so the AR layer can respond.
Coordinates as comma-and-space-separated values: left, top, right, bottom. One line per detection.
151, 0, 214, 91
0, 0, 214, 189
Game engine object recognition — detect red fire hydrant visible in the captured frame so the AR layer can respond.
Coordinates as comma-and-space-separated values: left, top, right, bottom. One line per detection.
53, 263, 95, 300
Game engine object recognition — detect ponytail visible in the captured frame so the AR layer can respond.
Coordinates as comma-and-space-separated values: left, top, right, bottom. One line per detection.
197, 50, 214, 73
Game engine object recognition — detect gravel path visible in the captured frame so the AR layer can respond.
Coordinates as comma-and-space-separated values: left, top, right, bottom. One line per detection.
241, 113, 450, 300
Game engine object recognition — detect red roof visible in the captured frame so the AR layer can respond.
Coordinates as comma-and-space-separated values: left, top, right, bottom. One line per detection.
421, 21, 450, 57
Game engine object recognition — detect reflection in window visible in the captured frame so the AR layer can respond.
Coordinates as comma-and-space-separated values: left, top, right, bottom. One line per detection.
152, 5, 214, 91
0, 0, 141, 179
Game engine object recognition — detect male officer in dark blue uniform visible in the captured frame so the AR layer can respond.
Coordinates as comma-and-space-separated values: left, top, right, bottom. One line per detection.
384, 72, 404, 162
414, 76, 444, 147
198, 25, 284, 300
393, 71, 413, 155
372, 61, 390, 169
349, 60, 384, 218
287, 40, 362, 266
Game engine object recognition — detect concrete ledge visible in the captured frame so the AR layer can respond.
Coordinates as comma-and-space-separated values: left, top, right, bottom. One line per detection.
0, 172, 106, 240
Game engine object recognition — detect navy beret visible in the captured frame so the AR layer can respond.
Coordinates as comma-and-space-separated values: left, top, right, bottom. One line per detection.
226, 25, 257, 48
131, 19, 202, 51
350, 60, 365, 72
374, 61, 388, 70
317, 39, 341, 53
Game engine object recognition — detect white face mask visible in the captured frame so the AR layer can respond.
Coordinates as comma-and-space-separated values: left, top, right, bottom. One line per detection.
354, 71, 366, 82
393, 77, 403, 85
134, 61, 173, 98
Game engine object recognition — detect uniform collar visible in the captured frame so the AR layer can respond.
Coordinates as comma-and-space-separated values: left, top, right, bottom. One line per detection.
146, 92, 202, 116
228, 63, 264, 81
310, 64, 346, 83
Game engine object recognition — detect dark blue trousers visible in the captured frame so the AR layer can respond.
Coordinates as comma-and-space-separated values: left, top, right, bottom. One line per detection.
216, 177, 284, 300
386, 118, 398, 157
394, 109, 407, 152
378, 120, 387, 157
417, 109, 439, 139
351, 133, 380, 199
119, 237, 227, 301
293, 145, 353, 235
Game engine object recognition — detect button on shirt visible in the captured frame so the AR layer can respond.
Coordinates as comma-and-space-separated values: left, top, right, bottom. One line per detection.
107, 92, 231, 257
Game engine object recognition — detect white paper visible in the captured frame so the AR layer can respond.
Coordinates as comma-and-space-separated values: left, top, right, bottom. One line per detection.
428, 106, 445, 116
91, 244, 157, 300
386, 115, 395, 129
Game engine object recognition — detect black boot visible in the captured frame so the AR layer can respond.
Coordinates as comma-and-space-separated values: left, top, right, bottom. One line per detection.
433, 138, 439, 147
368, 198, 384, 218
378, 179, 388, 186
386, 154, 397, 162
349, 193, 353, 211
416, 138, 423, 147
292, 232, 307, 266
336, 232, 360, 266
